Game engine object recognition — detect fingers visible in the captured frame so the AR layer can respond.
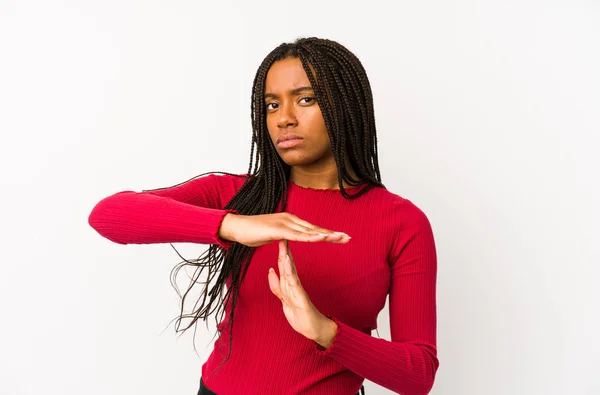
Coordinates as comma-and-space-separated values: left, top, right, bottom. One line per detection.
278, 241, 301, 296
282, 240, 297, 277
272, 245, 288, 302
278, 240, 286, 276
288, 216, 330, 235
268, 268, 281, 298
282, 220, 350, 244
272, 241, 310, 311
283, 230, 350, 243
274, 242, 293, 302
321, 232, 351, 243
288, 215, 350, 240
288, 216, 321, 231
285, 221, 323, 235
283, 255, 301, 289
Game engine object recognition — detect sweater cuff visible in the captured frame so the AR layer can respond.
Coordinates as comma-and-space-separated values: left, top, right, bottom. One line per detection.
314, 315, 342, 355
214, 209, 239, 250
314, 315, 373, 359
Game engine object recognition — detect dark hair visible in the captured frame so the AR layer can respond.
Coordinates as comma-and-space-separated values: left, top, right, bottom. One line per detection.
168, 37, 384, 375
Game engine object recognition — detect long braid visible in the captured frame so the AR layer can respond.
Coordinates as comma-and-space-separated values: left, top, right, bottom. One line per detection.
297, 47, 350, 193
297, 39, 383, 196
167, 37, 385, 375
324, 41, 377, 179
318, 39, 381, 181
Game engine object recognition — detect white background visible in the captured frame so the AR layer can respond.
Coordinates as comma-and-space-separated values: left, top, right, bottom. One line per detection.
1, 1, 599, 394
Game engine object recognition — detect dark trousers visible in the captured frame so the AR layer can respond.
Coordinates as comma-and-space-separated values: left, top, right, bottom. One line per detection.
198, 378, 365, 395
197, 378, 217, 395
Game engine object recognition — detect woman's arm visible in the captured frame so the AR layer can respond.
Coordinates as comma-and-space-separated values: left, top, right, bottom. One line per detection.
88, 173, 244, 248
315, 201, 439, 395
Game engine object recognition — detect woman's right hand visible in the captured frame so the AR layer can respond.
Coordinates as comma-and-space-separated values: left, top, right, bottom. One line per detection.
217, 213, 350, 247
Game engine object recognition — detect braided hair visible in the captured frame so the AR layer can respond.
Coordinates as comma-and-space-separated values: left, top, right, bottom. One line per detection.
169, 37, 384, 374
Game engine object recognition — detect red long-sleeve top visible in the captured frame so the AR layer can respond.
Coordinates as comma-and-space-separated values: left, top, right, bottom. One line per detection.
88, 173, 439, 395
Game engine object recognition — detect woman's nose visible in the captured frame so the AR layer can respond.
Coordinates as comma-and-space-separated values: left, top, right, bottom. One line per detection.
277, 102, 298, 128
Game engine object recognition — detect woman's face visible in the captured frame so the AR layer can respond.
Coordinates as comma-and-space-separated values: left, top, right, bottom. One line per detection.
264, 57, 333, 167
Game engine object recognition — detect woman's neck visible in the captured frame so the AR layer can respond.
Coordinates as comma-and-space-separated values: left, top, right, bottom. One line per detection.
289, 157, 359, 190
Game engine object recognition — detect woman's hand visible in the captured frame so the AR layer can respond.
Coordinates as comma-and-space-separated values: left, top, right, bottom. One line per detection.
268, 240, 339, 348
218, 213, 350, 248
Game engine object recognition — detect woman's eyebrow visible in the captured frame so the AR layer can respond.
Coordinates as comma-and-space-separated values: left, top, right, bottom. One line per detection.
264, 86, 314, 99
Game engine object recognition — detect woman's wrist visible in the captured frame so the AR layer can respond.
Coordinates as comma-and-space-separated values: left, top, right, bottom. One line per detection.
313, 316, 339, 349
218, 213, 238, 242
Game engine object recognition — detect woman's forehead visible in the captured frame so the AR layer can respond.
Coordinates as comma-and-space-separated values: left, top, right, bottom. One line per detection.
265, 58, 316, 95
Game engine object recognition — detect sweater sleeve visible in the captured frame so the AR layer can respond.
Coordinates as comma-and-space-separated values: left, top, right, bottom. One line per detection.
88, 173, 244, 249
315, 200, 439, 395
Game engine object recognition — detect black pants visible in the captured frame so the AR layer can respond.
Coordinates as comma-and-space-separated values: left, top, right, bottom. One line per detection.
197, 378, 217, 395
198, 378, 365, 395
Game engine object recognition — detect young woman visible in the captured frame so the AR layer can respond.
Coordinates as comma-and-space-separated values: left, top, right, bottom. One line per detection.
88, 37, 439, 395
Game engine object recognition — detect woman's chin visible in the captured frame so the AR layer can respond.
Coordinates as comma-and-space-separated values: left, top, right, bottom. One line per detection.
279, 151, 311, 167
279, 149, 335, 168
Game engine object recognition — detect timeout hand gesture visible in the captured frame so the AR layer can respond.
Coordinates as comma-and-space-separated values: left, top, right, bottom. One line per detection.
218, 213, 351, 247
267, 240, 339, 347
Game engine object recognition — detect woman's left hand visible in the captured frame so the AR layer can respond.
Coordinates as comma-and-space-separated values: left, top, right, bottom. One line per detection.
268, 240, 338, 348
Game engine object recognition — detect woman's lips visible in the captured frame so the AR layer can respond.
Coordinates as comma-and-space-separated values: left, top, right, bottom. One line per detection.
278, 139, 304, 149
276, 133, 304, 149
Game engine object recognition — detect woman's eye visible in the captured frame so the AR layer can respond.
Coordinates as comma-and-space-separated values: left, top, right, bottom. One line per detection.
266, 103, 278, 110
300, 97, 315, 104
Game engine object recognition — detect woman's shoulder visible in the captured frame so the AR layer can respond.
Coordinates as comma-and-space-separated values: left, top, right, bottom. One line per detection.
368, 186, 433, 229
